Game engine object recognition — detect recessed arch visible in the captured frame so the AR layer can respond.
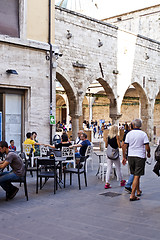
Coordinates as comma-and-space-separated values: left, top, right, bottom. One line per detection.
121, 82, 149, 135
56, 71, 77, 116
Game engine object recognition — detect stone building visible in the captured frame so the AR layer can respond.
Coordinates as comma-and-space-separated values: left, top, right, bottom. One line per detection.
55, 4, 160, 141
0, 0, 56, 150
103, 4, 160, 42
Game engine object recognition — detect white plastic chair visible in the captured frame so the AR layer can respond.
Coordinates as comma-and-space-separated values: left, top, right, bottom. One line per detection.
23, 143, 34, 167
85, 145, 93, 172
61, 147, 76, 168
99, 150, 107, 181
99, 150, 116, 181
40, 145, 49, 157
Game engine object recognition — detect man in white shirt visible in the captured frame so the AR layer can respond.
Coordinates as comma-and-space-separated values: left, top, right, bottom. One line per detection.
122, 119, 151, 201
75, 130, 83, 152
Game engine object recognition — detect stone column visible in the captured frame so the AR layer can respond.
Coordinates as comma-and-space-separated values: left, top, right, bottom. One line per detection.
66, 98, 70, 126
109, 98, 121, 125
71, 115, 79, 141
141, 98, 154, 142
139, 98, 149, 137
79, 115, 83, 130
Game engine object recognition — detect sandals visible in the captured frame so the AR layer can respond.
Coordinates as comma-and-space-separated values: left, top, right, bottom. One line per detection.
137, 190, 142, 197
130, 196, 140, 201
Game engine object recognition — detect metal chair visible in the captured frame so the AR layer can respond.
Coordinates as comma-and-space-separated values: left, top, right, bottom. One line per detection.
36, 157, 57, 194
63, 156, 87, 190
8, 152, 29, 201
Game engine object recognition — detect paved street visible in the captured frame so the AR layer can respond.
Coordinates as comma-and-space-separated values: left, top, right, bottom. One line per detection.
0, 146, 160, 240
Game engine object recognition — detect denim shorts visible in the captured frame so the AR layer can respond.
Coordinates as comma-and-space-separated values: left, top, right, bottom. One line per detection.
128, 156, 146, 176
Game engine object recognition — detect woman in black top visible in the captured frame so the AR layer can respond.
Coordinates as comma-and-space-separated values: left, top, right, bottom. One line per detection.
105, 125, 126, 189
48, 133, 72, 150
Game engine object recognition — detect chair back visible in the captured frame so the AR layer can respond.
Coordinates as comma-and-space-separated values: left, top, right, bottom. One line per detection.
37, 158, 55, 167
79, 156, 87, 172
79, 156, 87, 163
61, 147, 75, 158
40, 145, 49, 157
23, 144, 33, 155
85, 145, 92, 157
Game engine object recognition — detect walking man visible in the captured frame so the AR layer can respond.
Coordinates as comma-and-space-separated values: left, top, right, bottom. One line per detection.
122, 119, 151, 201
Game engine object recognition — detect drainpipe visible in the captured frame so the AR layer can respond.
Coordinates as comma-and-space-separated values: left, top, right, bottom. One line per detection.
49, 0, 53, 144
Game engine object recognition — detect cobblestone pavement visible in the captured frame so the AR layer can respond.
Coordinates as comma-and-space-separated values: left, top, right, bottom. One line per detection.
0, 146, 160, 240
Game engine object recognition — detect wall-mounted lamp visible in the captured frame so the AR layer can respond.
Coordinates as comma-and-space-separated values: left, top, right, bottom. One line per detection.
113, 70, 119, 74
98, 39, 103, 47
66, 30, 72, 39
6, 69, 18, 75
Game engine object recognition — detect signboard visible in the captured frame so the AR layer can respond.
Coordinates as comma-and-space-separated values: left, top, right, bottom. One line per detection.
50, 115, 55, 125
0, 112, 2, 141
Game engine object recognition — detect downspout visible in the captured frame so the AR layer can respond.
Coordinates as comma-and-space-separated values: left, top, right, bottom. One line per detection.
49, 0, 53, 144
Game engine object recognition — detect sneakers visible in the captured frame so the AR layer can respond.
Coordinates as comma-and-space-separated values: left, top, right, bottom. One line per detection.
120, 180, 126, 187
125, 186, 132, 194
6, 187, 19, 201
104, 183, 111, 189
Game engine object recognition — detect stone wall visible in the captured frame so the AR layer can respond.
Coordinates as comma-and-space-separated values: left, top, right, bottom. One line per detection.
0, 39, 56, 143
104, 5, 160, 42
55, 6, 160, 141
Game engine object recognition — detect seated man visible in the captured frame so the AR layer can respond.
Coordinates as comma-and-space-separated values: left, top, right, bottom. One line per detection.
32, 131, 40, 156
70, 132, 91, 158
0, 141, 25, 200
23, 132, 41, 154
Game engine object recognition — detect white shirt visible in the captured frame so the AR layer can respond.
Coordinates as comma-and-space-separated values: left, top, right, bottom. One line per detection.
125, 129, 149, 158
75, 137, 82, 152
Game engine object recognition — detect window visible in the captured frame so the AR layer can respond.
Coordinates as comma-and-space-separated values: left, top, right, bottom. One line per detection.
0, 0, 19, 37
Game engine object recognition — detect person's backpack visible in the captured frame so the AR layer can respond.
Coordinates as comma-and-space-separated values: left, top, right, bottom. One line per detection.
155, 144, 160, 161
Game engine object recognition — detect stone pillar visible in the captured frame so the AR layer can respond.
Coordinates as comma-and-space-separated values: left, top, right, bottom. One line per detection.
110, 113, 122, 125
89, 101, 93, 124
71, 115, 79, 141
142, 98, 154, 142
66, 98, 70, 126
79, 115, 83, 130
109, 98, 121, 125
140, 98, 149, 138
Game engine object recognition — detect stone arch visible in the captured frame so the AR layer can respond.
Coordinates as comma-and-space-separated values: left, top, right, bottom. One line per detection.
80, 77, 120, 124
56, 94, 67, 124
56, 70, 77, 116
56, 69, 80, 140
96, 78, 120, 123
121, 82, 149, 135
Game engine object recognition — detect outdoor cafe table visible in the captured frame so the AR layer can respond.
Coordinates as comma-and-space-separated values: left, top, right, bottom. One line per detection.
38, 156, 68, 183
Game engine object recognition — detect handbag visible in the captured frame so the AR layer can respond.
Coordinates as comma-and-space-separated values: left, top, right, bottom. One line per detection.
107, 144, 119, 160
155, 144, 160, 162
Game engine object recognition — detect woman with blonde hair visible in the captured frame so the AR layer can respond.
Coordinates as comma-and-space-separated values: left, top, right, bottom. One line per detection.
105, 125, 126, 189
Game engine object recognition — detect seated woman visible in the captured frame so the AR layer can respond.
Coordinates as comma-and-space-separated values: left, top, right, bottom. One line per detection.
48, 133, 72, 151
48, 133, 72, 169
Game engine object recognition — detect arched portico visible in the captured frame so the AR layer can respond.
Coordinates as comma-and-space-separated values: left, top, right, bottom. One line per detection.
120, 82, 152, 139
97, 78, 120, 124
56, 71, 79, 140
